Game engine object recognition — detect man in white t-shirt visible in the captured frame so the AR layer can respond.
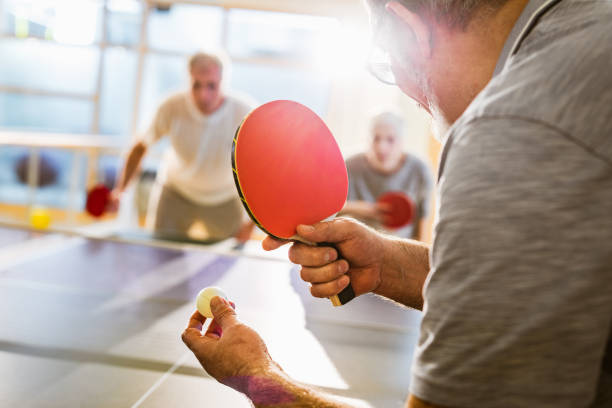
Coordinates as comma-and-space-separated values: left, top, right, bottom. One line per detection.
111, 52, 255, 242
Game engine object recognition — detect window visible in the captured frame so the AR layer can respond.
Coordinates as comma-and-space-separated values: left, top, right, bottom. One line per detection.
100, 47, 137, 138
0, 0, 339, 211
0, 93, 92, 133
227, 9, 337, 61
231, 64, 330, 117
148, 4, 223, 54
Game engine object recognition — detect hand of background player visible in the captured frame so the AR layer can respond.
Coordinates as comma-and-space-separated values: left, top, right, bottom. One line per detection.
106, 189, 121, 213
234, 220, 255, 243
182, 297, 282, 385
343, 200, 391, 223
263, 218, 388, 300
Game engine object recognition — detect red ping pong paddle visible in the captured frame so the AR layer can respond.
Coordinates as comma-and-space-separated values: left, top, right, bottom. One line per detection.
86, 184, 110, 218
231, 100, 355, 306
377, 191, 414, 229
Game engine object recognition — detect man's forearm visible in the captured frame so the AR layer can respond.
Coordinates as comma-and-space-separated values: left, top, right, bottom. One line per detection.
117, 141, 147, 192
375, 237, 430, 310
224, 368, 352, 408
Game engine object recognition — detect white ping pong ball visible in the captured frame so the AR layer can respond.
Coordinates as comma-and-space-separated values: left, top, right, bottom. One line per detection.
196, 287, 229, 318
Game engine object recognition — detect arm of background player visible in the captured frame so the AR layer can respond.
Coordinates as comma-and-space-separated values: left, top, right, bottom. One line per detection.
112, 98, 173, 197
115, 141, 147, 193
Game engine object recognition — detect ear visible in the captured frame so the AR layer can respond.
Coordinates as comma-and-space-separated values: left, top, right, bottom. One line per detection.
385, 1, 432, 58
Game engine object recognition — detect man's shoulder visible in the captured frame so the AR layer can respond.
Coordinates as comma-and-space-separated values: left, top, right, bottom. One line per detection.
456, 3, 612, 164
225, 92, 257, 112
158, 91, 189, 113
403, 153, 430, 175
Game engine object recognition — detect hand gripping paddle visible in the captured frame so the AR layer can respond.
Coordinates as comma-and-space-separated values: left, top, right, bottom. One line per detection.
85, 184, 111, 218
231, 100, 355, 306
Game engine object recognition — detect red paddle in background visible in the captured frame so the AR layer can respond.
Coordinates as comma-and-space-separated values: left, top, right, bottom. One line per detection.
85, 184, 111, 218
231, 100, 355, 306
377, 191, 414, 229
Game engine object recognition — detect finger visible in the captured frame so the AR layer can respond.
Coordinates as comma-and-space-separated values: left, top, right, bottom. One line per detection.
262, 236, 289, 251
296, 219, 352, 245
300, 260, 348, 284
205, 319, 223, 339
204, 301, 235, 339
182, 327, 204, 349
376, 202, 392, 213
309, 275, 351, 299
187, 310, 207, 331
288, 243, 337, 267
210, 297, 239, 329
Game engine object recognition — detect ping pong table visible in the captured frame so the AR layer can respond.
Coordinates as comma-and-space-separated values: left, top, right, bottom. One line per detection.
0, 224, 421, 407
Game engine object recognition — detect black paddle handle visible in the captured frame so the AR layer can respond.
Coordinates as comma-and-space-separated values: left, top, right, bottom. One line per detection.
321, 242, 356, 306
330, 283, 356, 306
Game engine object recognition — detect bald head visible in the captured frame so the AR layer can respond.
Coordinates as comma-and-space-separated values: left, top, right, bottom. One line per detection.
188, 52, 226, 115
368, 111, 405, 171
189, 52, 225, 74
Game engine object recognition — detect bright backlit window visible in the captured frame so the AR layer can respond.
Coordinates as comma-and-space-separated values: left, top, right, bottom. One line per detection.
0, 0, 345, 209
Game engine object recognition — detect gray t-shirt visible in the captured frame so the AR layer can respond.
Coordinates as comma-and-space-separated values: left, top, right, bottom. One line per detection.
412, 0, 612, 407
346, 153, 432, 239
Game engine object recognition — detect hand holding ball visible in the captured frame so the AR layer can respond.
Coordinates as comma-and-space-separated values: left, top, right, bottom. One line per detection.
196, 287, 229, 318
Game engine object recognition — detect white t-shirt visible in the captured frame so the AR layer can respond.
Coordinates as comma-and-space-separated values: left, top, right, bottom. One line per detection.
141, 92, 255, 205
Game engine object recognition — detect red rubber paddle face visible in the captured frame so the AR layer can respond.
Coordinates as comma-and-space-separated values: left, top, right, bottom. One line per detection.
377, 191, 414, 229
232, 100, 348, 240
86, 184, 110, 218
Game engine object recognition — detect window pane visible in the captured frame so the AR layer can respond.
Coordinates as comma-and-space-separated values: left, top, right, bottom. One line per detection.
227, 9, 337, 60
0, 147, 86, 209
106, 0, 141, 46
0, 39, 99, 94
231, 64, 330, 117
148, 4, 223, 53
97, 154, 120, 190
138, 54, 188, 132
100, 47, 137, 140
0, 93, 92, 133
1, 0, 102, 45
0, 146, 28, 205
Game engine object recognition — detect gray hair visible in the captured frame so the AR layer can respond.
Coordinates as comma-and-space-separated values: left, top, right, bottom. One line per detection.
370, 111, 405, 137
188, 51, 227, 74
367, 0, 509, 28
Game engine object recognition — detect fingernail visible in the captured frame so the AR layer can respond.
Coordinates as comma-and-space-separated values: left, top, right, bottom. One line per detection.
300, 225, 315, 233
338, 261, 348, 273
339, 275, 350, 289
210, 296, 223, 309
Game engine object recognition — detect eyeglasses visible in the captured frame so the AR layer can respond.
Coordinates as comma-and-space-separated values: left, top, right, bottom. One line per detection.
367, 45, 397, 85
366, 12, 397, 86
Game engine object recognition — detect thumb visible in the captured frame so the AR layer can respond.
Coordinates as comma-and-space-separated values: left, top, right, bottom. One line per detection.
210, 297, 238, 329
296, 219, 350, 244
376, 202, 392, 213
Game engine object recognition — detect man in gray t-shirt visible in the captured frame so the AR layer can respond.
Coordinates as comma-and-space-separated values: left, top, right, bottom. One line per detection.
343, 111, 433, 240
182, 0, 611, 407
